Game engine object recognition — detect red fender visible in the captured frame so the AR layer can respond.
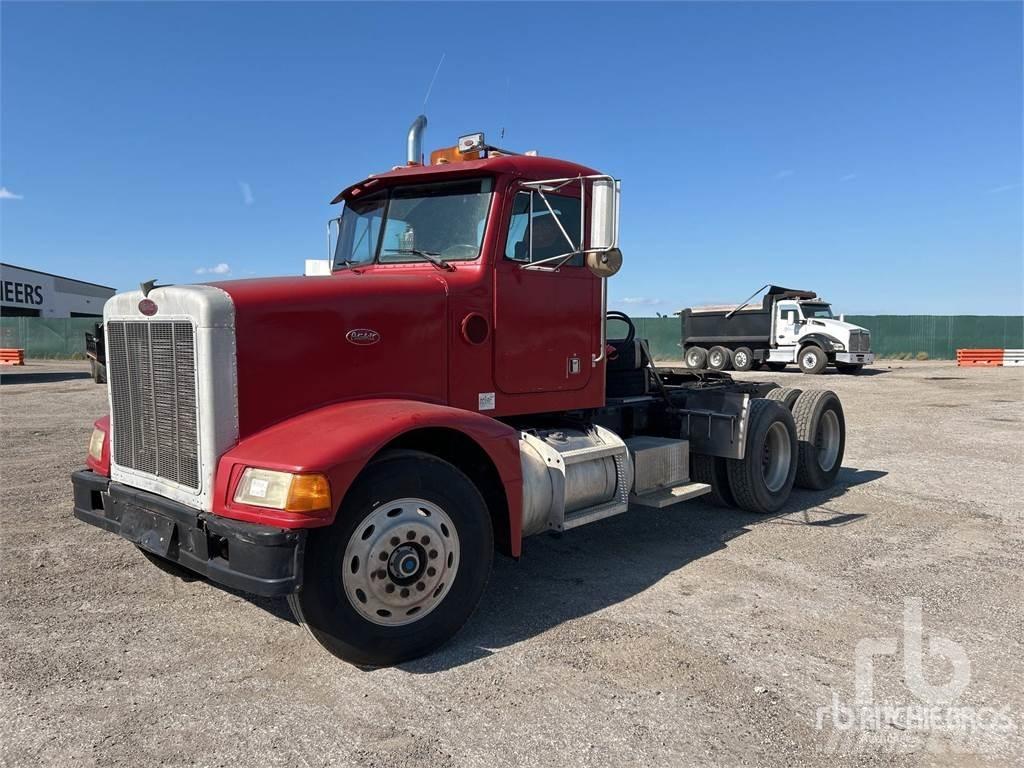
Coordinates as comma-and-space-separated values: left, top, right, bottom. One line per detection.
211, 399, 524, 552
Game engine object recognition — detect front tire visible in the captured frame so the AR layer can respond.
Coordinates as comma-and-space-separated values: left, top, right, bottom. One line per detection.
798, 345, 827, 375
289, 450, 493, 666
726, 399, 798, 513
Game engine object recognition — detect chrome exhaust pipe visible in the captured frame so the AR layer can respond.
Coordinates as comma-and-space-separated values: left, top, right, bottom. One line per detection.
407, 114, 427, 165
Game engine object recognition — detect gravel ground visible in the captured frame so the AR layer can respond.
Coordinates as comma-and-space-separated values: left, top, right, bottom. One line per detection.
1, 359, 1022, 767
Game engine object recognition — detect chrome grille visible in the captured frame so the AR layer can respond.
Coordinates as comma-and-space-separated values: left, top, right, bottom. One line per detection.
850, 331, 871, 352
107, 320, 200, 490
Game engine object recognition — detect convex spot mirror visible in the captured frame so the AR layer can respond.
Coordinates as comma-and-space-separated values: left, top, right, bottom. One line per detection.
586, 247, 622, 278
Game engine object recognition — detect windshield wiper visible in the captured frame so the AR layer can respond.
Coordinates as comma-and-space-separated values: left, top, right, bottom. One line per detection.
383, 248, 455, 272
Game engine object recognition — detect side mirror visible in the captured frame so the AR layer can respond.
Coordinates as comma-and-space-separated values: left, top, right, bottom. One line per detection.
589, 178, 620, 253
586, 248, 622, 278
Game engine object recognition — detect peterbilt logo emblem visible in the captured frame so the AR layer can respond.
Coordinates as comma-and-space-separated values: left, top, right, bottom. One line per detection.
346, 329, 380, 345
138, 299, 158, 316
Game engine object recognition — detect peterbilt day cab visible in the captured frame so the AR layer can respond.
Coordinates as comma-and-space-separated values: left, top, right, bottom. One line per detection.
72, 118, 850, 666
681, 284, 875, 374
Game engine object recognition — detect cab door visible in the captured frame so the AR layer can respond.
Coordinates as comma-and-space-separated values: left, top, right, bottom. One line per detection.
775, 301, 802, 349
493, 189, 598, 394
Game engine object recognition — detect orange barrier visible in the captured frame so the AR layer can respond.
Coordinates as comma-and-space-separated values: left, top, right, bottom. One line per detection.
957, 349, 1004, 367
0, 348, 25, 366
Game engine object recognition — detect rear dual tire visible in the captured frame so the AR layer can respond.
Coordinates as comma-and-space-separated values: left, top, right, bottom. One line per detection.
791, 390, 846, 490
726, 399, 798, 514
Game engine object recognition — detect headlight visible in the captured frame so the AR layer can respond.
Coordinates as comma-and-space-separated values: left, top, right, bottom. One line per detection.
88, 428, 105, 462
831, 341, 845, 351
234, 468, 332, 513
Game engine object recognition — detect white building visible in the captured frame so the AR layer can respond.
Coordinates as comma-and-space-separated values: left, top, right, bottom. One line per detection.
0, 263, 116, 318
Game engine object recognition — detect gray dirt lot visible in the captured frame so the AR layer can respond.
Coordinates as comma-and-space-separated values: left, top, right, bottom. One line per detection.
1, 359, 1022, 767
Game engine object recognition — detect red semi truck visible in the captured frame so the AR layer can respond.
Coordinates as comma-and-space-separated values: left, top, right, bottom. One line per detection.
72, 118, 848, 666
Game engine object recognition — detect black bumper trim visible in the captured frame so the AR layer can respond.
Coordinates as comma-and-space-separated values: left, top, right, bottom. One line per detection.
72, 470, 305, 597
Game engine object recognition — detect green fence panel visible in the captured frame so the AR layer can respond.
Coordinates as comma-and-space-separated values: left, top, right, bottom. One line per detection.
0, 317, 99, 358
3, 315, 1020, 361
845, 315, 1023, 359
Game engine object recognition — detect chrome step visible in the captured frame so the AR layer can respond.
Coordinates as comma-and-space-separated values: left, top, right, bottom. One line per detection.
629, 481, 712, 509
560, 500, 630, 530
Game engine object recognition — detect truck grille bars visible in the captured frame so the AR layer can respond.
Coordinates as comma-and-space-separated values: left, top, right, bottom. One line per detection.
106, 320, 201, 490
849, 331, 871, 352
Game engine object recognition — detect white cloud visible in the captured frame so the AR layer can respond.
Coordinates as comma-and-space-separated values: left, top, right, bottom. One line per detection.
196, 263, 231, 275
987, 182, 1021, 194
775, 169, 795, 180
0, 186, 23, 200
620, 297, 662, 306
239, 181, 254, 206
840, 173, 858, 182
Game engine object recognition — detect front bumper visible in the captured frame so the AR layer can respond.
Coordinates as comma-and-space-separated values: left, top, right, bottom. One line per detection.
834, 352, 874, 365
72, 470, 305, 596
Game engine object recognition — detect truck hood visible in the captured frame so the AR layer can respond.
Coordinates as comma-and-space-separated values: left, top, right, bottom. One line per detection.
809, 318, 866, 335
209, 271, 450, 436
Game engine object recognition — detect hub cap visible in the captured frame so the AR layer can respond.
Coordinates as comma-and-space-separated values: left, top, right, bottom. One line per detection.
802, 351, 818, 369
816, 409, 841, 471
735, 351, 748, 366
761, 421, 792, 493
342, 498, 460, 626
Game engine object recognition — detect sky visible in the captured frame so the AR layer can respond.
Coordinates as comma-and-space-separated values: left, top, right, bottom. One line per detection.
2, 1, 1021, 315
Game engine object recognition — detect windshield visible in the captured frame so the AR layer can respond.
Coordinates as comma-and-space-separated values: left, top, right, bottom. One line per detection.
802, 303, 834, 319
333, 179, 493, 269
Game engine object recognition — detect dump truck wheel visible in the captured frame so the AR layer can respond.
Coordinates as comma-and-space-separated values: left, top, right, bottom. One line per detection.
798, 345, 827, 375
684, 346, 708, 370
690, 453, 735, 508
732, 347, 754, 371
289, 450, 493, 667
764, 386, 802, 410
726, 399, 797, 513
707, 346, 733, 371
792, 389, 846, 490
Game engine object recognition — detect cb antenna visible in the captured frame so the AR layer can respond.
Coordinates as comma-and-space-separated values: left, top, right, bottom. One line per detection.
422, 52, 446, 111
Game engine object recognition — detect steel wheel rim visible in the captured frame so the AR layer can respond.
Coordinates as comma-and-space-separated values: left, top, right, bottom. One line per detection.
342, 498, 460, 627
816, 409, 840, 471
761, 421, 792, 493
735, 351, 748, 367
710, 351, 723, 367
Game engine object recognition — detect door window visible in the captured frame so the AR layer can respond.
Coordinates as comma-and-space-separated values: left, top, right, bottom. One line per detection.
504, 191, 583, 267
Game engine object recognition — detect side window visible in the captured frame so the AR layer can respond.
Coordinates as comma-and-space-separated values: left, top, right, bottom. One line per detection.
504, 191, 583, 267
335, 193, 385, 266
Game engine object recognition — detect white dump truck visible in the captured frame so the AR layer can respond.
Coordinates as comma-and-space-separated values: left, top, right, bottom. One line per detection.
681, 285, 874, 374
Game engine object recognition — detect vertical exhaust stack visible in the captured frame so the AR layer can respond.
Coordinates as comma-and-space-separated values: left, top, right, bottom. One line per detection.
407, 114, 427, 165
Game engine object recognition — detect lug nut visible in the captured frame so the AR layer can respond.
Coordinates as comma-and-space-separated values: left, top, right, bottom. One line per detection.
429, 549, 438, 559
385, 584, 395, 594
390, 536, 400, 546
400, 588, 410, 598
379, 552, 388, 561
427, 567, 436, 577
406, 531, 416, 540
416, 582, 425, 592
421, 536, 430, 545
